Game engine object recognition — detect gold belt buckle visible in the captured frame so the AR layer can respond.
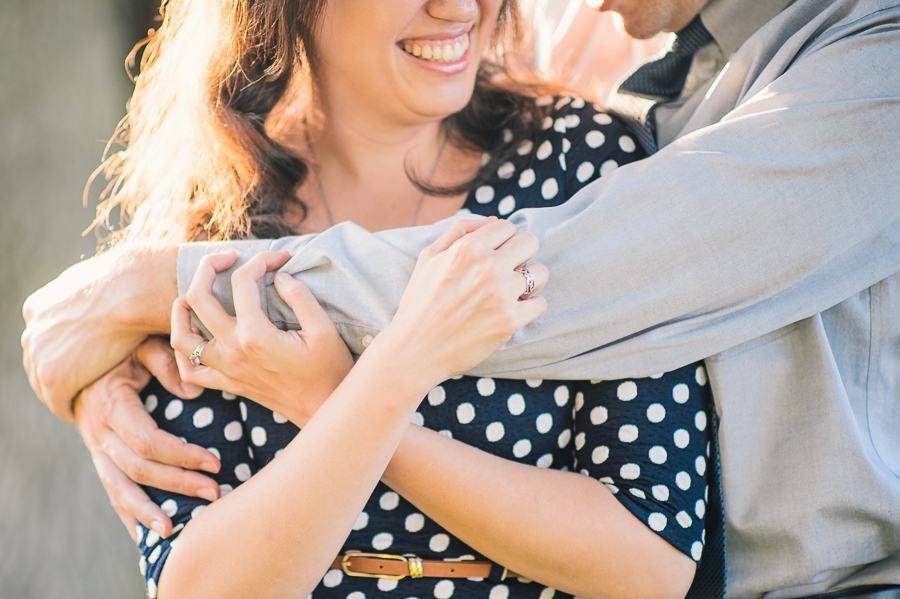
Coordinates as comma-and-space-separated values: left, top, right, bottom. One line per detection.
341, 552, 416, 580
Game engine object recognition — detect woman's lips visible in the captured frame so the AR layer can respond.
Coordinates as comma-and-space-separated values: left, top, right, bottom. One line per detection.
399, 32, 470, 63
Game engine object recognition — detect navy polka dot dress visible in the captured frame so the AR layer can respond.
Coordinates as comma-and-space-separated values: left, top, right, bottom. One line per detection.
136, 97, 713, 599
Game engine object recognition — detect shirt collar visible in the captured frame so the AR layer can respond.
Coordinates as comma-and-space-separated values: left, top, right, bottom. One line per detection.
699, 0, 796, 57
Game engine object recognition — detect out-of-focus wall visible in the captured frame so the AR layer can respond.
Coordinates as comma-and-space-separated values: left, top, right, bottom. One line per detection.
0, 1, 148, 597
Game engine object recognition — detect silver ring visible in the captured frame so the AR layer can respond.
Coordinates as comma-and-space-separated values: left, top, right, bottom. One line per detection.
515, 266, 536, 295
189, 340, 208, 367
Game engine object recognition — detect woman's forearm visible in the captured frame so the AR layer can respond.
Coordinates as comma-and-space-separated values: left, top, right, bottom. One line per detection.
383, 426, 695, 599
156, 338, 432, 599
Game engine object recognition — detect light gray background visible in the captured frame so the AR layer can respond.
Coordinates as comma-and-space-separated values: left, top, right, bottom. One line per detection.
1, 1, 150, 597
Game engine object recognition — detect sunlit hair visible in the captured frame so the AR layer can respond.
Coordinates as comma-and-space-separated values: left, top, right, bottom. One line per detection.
90, 0, 557, 243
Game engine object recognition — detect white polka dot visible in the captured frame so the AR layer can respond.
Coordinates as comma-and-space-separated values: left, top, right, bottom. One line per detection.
649, 446, 668, 464
517, 139, 534, 155
677, 511, 693, 528
234, 463, 252, 481
618, 424, 639, 443
221, 391, 237, 400
476, 378, 496, 396
542, 116, 553, 130
204, 447, 220, 460
585, 130, 606, 149
379, 492, 400, 511
513, 439, 533, 458
558, 153, 567, 172
575, 162, 595, 183
629, 488, 647, 499
590, 406, 608, 425
347, 592, 365, 599
498, 195, 516, 216
557, 429, 572, 448
428, 386, 446, 406
219, 483, 233, 497
147, 579, 158, 599
371, 532, 393, 550
617, 381, 638, 401
148, 544, 162, 564
541, 178, 559, 200
486, 422, 505, 442
570, 97, 586, 109
456, 403, 476, 424
676, 471, 692, 490
272, 411, 288, 424
574, 392, 585, 412
536, 453, 554, 468
526, 378, 543, 388
144, 394, 158, 413
145, 530, 160, 547
135, 525, 144, 546
695, 365, 708, 386
691, 542, 704, 561
518, 169, 536, 188
405, 512, 425, 532
673, 384, 690, 404
536, 140, 552, 160
434, 579, 455, 599
377, 578, 399, 592
554, 386, 570, 406
250, 426, 267, 447
562, 138, 571, 153
565, 114, 581, 129
696, 456, 707, 476
139, 555, 147, 575
507, 393, 526, 415
410, 411, 425, 426
674, 429, 690, 449
502, 128, 513, 143
695, 411, 708, 431
322, 569, 344, 587
191, 505, 206, 519
553, 118, 567, 133
475, 185, 495, 204
160, 499, 178, 517
164, 400, 184, 420
619, 135, 637, 153
574, 432, 586, 450
353, 511, 369, 530
535, 413, 553, 434
599, 159, 619, 176
620, 463, 641, 480
490, 584, 510, 599
497, 162, 515, 179
555, 96, 573, 109
439, 429, 453, 438
593, 113, 613, 125
652, 485, 670, 501
224, 421, 243, 441
429, 533, 450, 552
536, 95, 553, 106
695, 500, 706, 519
592, 446, 609, 464
648, 513, 667, 531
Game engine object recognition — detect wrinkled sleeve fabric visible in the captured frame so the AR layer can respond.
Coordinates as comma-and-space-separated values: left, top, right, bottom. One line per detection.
178, 16, 900, 381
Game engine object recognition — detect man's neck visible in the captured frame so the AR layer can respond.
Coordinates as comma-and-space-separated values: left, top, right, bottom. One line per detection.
700, 0, 796, 57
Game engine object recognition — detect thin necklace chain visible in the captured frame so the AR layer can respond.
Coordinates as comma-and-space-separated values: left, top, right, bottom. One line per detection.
304, 128, 449, 228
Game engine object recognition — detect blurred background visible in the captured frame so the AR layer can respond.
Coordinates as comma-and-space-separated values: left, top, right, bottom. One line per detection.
0, 1, 660, 597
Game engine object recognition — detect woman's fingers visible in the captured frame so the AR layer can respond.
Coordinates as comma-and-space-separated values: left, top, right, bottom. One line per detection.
231, 251, 290, 331
273, 273, 333, 337
496, 230, 540, 268
134, 336, 203, 399
422, 217, 498, 258
172, 345, 234, 394
516, 262, 549, 298
184, 252, 238, 337
90, 450, 171, 538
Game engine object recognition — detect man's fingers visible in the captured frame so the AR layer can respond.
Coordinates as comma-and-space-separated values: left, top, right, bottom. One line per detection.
109, 498, 140, 543
91, 451, 171, 539
135, 336, 203, 399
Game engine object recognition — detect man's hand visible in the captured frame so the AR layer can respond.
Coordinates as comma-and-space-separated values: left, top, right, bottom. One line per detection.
74, 336, 220, 540
22, 245, 177, 421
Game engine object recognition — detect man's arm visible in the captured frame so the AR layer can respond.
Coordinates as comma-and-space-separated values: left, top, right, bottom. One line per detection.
181, 19, 900, 381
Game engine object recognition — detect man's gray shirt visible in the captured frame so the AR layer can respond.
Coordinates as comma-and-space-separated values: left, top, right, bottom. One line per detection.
177, 0, 900, 596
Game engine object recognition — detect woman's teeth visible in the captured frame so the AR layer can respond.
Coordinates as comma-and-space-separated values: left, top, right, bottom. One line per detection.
402, 34, 469, 62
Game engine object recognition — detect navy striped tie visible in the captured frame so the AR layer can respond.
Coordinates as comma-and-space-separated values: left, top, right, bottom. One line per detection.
607, 16, 712, 154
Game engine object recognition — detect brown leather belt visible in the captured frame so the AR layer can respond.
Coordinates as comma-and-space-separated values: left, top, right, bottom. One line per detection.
329, 552, 519, 581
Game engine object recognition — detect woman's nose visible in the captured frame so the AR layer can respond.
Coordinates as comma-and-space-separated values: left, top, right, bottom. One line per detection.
426, 0, 479, 23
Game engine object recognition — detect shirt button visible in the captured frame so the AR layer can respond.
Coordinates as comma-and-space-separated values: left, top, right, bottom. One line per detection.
361, 334, 374, 348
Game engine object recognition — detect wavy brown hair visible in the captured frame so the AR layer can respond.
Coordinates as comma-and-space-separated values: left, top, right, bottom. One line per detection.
90, 0, 556, 244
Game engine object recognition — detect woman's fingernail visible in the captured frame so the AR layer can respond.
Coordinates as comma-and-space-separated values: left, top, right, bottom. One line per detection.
198, 487, 218, 502
201, 459, 220, 473
275, 272, 290, 283
150, 520, 167, 538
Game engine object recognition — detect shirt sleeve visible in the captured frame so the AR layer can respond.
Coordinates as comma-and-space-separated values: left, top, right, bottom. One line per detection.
135, 381, 258, 599
571, 363, 712, 561
178, 22, 900, 381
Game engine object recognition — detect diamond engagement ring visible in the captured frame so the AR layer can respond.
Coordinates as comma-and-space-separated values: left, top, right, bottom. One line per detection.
189, 340, 208, 367
515, 266, 536, 296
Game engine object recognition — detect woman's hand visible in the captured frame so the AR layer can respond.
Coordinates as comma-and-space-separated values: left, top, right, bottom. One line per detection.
22, 245, 178, 421
74, 336, 220, 540
371, 217, 548, 392
169, 250, 355, 426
